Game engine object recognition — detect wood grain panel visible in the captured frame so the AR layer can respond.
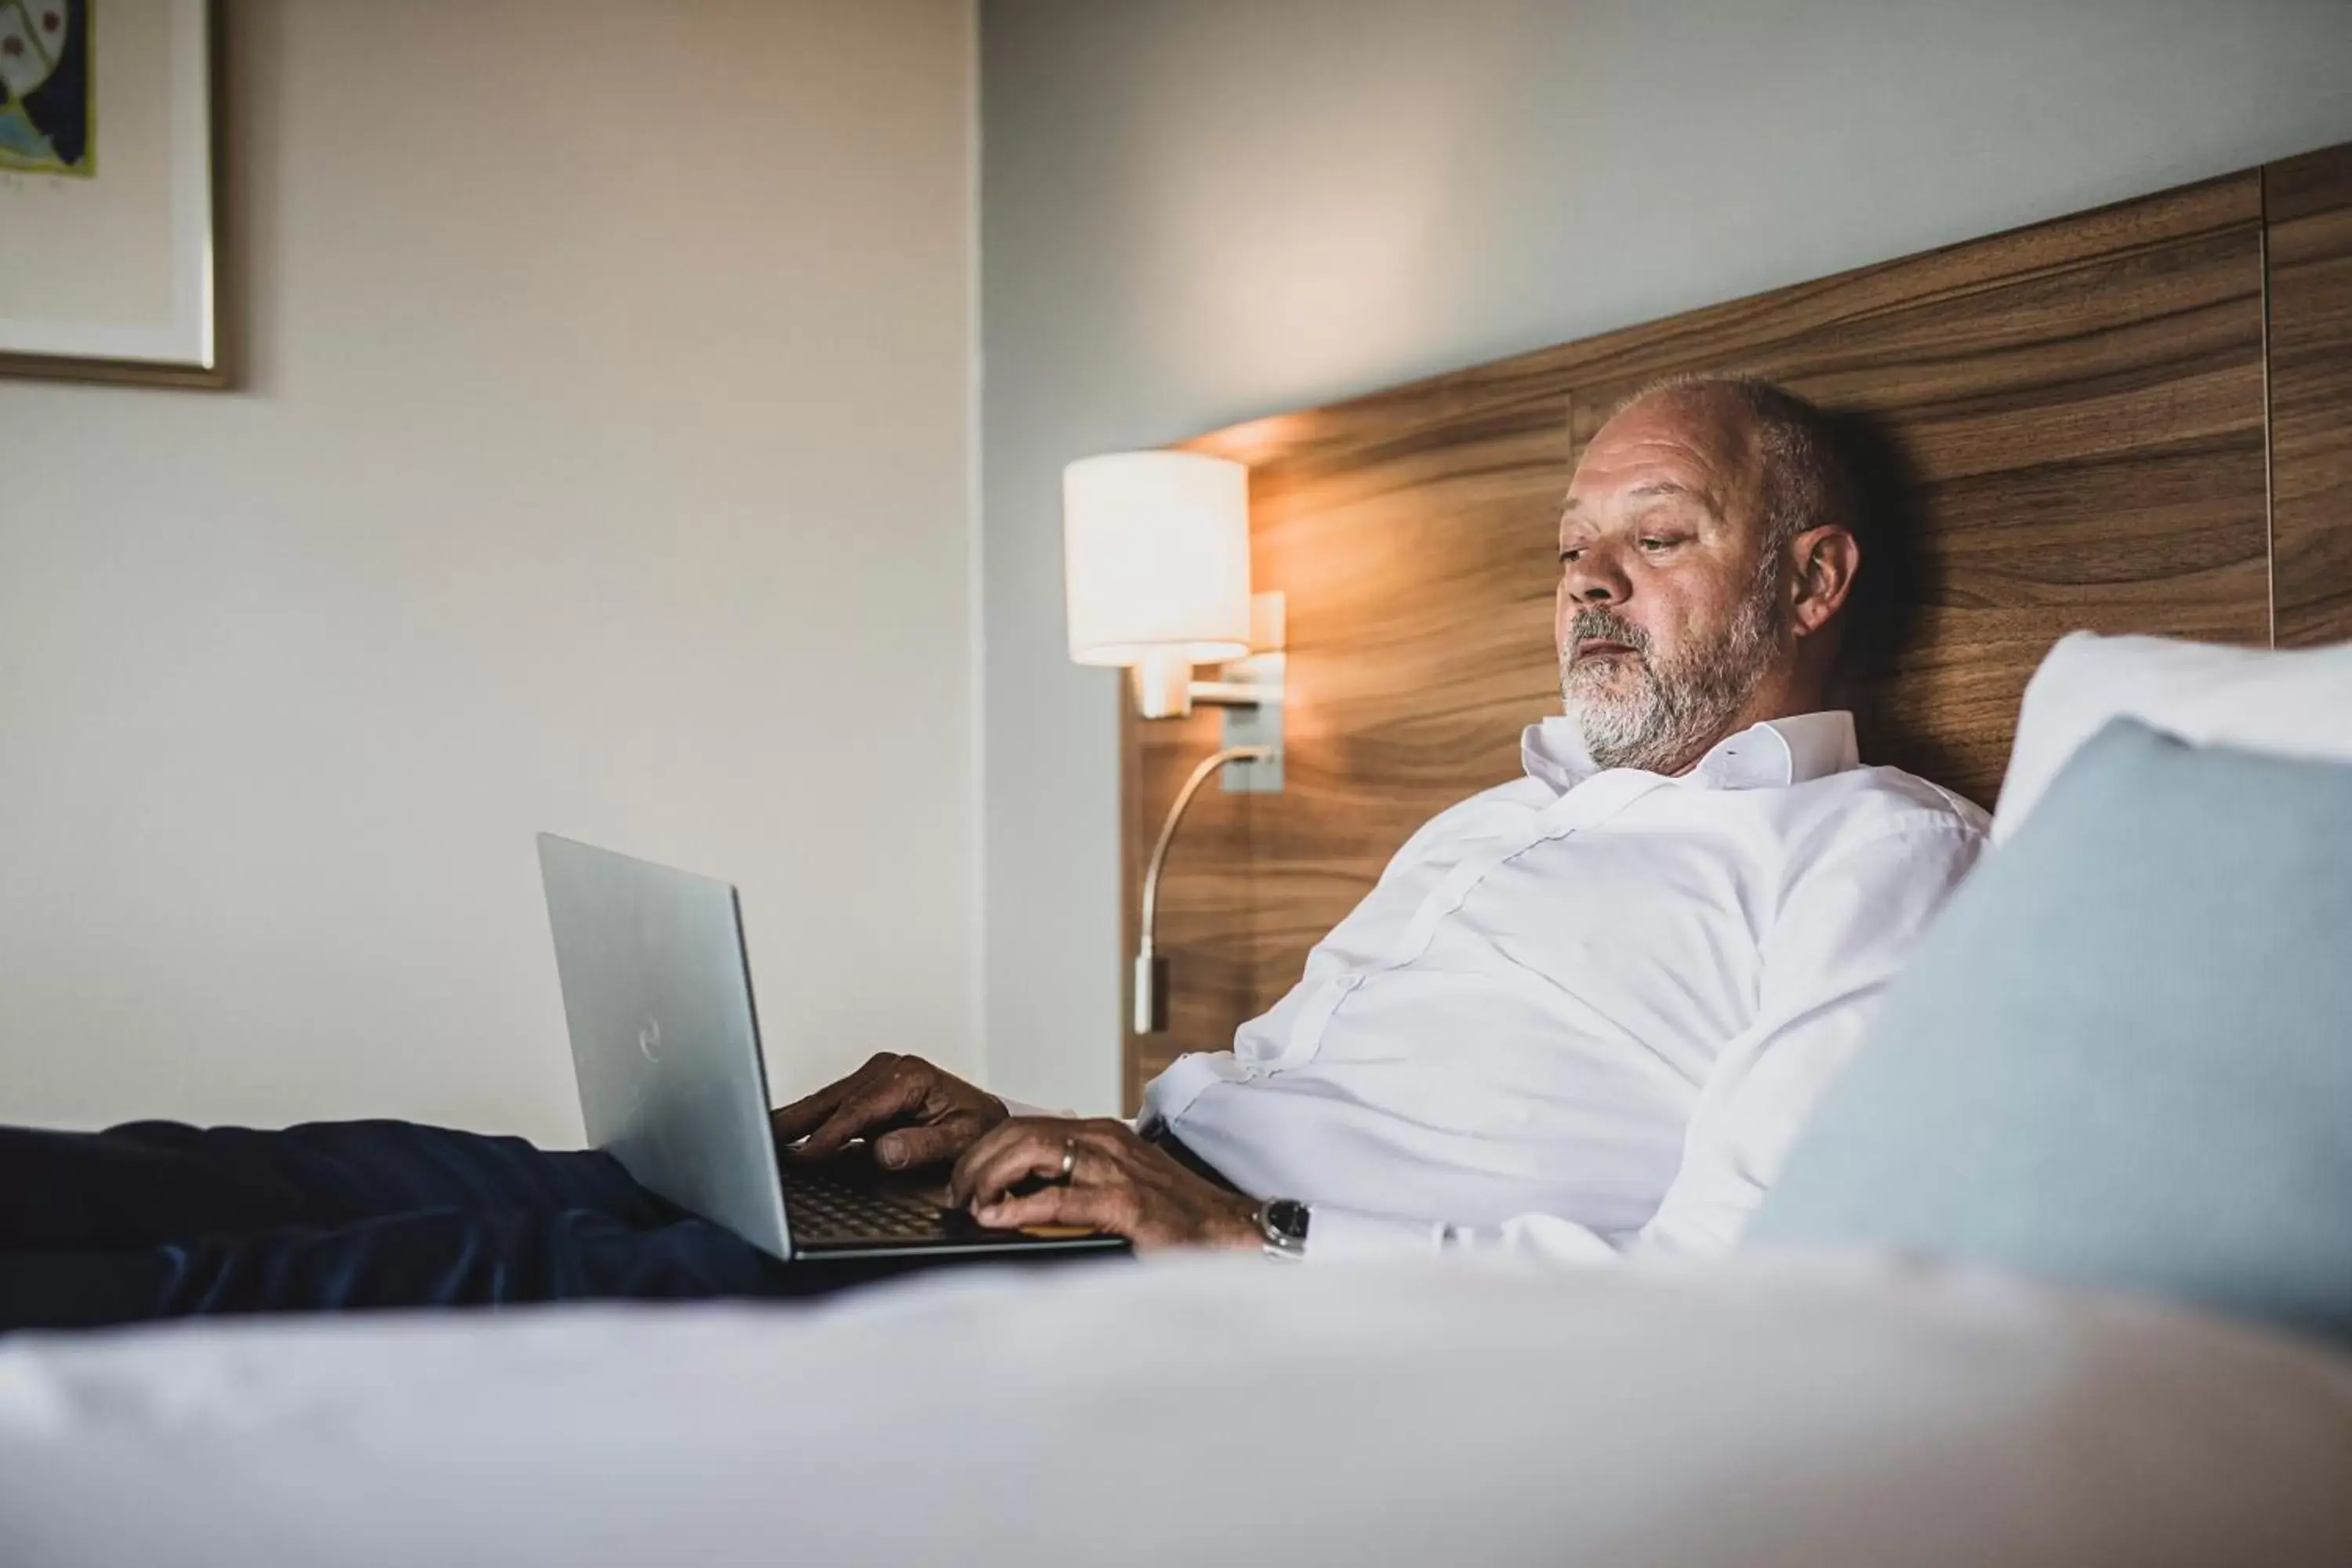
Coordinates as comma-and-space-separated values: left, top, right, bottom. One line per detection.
2267, 143, 2352, 647
1121, 169, 2278, 1109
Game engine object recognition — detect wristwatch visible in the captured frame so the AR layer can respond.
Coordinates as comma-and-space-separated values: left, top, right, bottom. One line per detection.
1255, 1196, 1311, 1260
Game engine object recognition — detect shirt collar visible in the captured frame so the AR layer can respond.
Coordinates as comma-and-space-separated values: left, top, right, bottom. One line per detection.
1520, 710, 1860, 794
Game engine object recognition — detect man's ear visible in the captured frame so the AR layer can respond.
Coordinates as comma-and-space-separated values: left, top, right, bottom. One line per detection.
1788, 525, 1860, 640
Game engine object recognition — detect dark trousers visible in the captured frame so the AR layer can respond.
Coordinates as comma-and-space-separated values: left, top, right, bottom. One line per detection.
0, 1119, 791, 1330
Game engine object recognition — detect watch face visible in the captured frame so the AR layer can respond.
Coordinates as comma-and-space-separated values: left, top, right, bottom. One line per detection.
1266, 1198, 1311, 1243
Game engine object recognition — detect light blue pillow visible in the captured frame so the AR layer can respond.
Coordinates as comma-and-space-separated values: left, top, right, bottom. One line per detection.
1750, 718, 2352, 1344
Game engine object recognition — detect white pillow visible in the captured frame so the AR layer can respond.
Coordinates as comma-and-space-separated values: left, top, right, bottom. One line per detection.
1992, 631, 2352, 844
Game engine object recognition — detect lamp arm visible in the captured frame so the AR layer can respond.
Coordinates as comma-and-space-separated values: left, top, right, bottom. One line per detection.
1133, 743, 1272, 1034
1140, 745, 1272, 958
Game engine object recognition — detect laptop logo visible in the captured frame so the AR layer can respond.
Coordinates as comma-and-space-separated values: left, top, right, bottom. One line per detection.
637, 1017, 663, 1063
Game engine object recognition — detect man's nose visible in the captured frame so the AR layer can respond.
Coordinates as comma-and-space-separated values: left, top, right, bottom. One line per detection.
1563, 550, 1630, 605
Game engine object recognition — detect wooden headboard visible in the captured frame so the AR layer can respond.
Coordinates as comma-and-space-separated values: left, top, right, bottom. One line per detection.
1121, 141, 2352, 1110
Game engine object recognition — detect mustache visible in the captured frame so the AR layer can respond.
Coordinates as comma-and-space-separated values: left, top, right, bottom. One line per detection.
1566, 608, 1651, 659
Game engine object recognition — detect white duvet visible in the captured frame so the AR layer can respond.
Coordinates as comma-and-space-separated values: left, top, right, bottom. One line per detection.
2, 1251, 2348, 1566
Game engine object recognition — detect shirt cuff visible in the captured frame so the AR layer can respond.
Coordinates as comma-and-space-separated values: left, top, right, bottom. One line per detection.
1304, 1204, 1449, 1260
1304, 1206, 1628, 1265
996, 1098, 1076, 1120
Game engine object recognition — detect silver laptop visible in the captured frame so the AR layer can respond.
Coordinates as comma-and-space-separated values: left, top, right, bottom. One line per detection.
535, 833, 1123, 1264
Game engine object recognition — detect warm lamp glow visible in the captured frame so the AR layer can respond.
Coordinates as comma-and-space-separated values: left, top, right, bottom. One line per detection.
1063, 451, 1251, 671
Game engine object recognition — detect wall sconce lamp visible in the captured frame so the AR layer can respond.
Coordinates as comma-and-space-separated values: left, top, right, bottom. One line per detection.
1063, 449, 1285, 1035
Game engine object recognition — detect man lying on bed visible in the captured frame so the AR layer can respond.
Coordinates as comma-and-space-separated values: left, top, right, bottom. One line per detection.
0, 376, 1984, 1327
782, 374, 1987, 1261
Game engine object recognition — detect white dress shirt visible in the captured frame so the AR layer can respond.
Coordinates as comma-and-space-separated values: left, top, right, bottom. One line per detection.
1140, 711, 1987, 1263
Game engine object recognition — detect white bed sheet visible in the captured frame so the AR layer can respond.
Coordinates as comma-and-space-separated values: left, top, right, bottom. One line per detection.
2, 1250, 2348, 1567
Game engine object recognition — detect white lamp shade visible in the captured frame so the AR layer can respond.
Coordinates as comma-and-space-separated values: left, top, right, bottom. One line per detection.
1063, 451, 1251, 667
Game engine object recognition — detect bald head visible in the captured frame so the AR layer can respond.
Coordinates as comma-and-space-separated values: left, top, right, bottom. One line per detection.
1554, 376, 1861, 774
1629, 374, 1857, 553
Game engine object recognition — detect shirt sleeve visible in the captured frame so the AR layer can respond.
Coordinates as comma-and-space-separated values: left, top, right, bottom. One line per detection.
1301, 817, 1985, 1265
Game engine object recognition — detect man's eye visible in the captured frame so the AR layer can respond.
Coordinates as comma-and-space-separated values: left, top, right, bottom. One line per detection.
1638, 536, 1679, 554
1559, 547, 1584, 564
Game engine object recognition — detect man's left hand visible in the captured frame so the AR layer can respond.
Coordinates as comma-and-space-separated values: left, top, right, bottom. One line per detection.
947, 1118, 1261, 1252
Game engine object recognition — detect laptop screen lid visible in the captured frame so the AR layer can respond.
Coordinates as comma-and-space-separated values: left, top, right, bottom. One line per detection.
536, 833, 792, 1261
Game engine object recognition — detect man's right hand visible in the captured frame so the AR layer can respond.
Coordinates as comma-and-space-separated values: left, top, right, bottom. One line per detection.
769, 1053, 1009, 1172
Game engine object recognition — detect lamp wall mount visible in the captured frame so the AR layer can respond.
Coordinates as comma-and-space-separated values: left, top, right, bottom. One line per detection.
1129, 591, 1285, 793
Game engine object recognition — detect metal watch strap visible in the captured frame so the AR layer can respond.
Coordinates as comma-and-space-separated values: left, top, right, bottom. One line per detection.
1257, 1196, 1310, 1260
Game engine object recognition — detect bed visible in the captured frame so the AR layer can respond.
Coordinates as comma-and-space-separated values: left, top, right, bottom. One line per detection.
3, 1254, 2350, 1566
22, 630, 2352, 1566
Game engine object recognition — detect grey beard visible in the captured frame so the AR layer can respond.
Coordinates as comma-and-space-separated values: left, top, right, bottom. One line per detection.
1559, 565, 1785, 774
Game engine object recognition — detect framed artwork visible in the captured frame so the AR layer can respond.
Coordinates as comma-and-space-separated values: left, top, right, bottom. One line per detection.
0, 0, 223, 387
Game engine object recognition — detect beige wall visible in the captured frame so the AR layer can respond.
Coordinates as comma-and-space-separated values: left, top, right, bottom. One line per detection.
0, 1, 978, 1142
981, 0, 2352, 1115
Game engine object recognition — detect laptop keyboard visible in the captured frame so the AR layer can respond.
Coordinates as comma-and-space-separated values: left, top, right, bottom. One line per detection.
780, 1158, 956, 1243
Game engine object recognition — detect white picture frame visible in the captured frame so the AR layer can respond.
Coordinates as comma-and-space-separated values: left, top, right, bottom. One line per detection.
0, 0, 223, 388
